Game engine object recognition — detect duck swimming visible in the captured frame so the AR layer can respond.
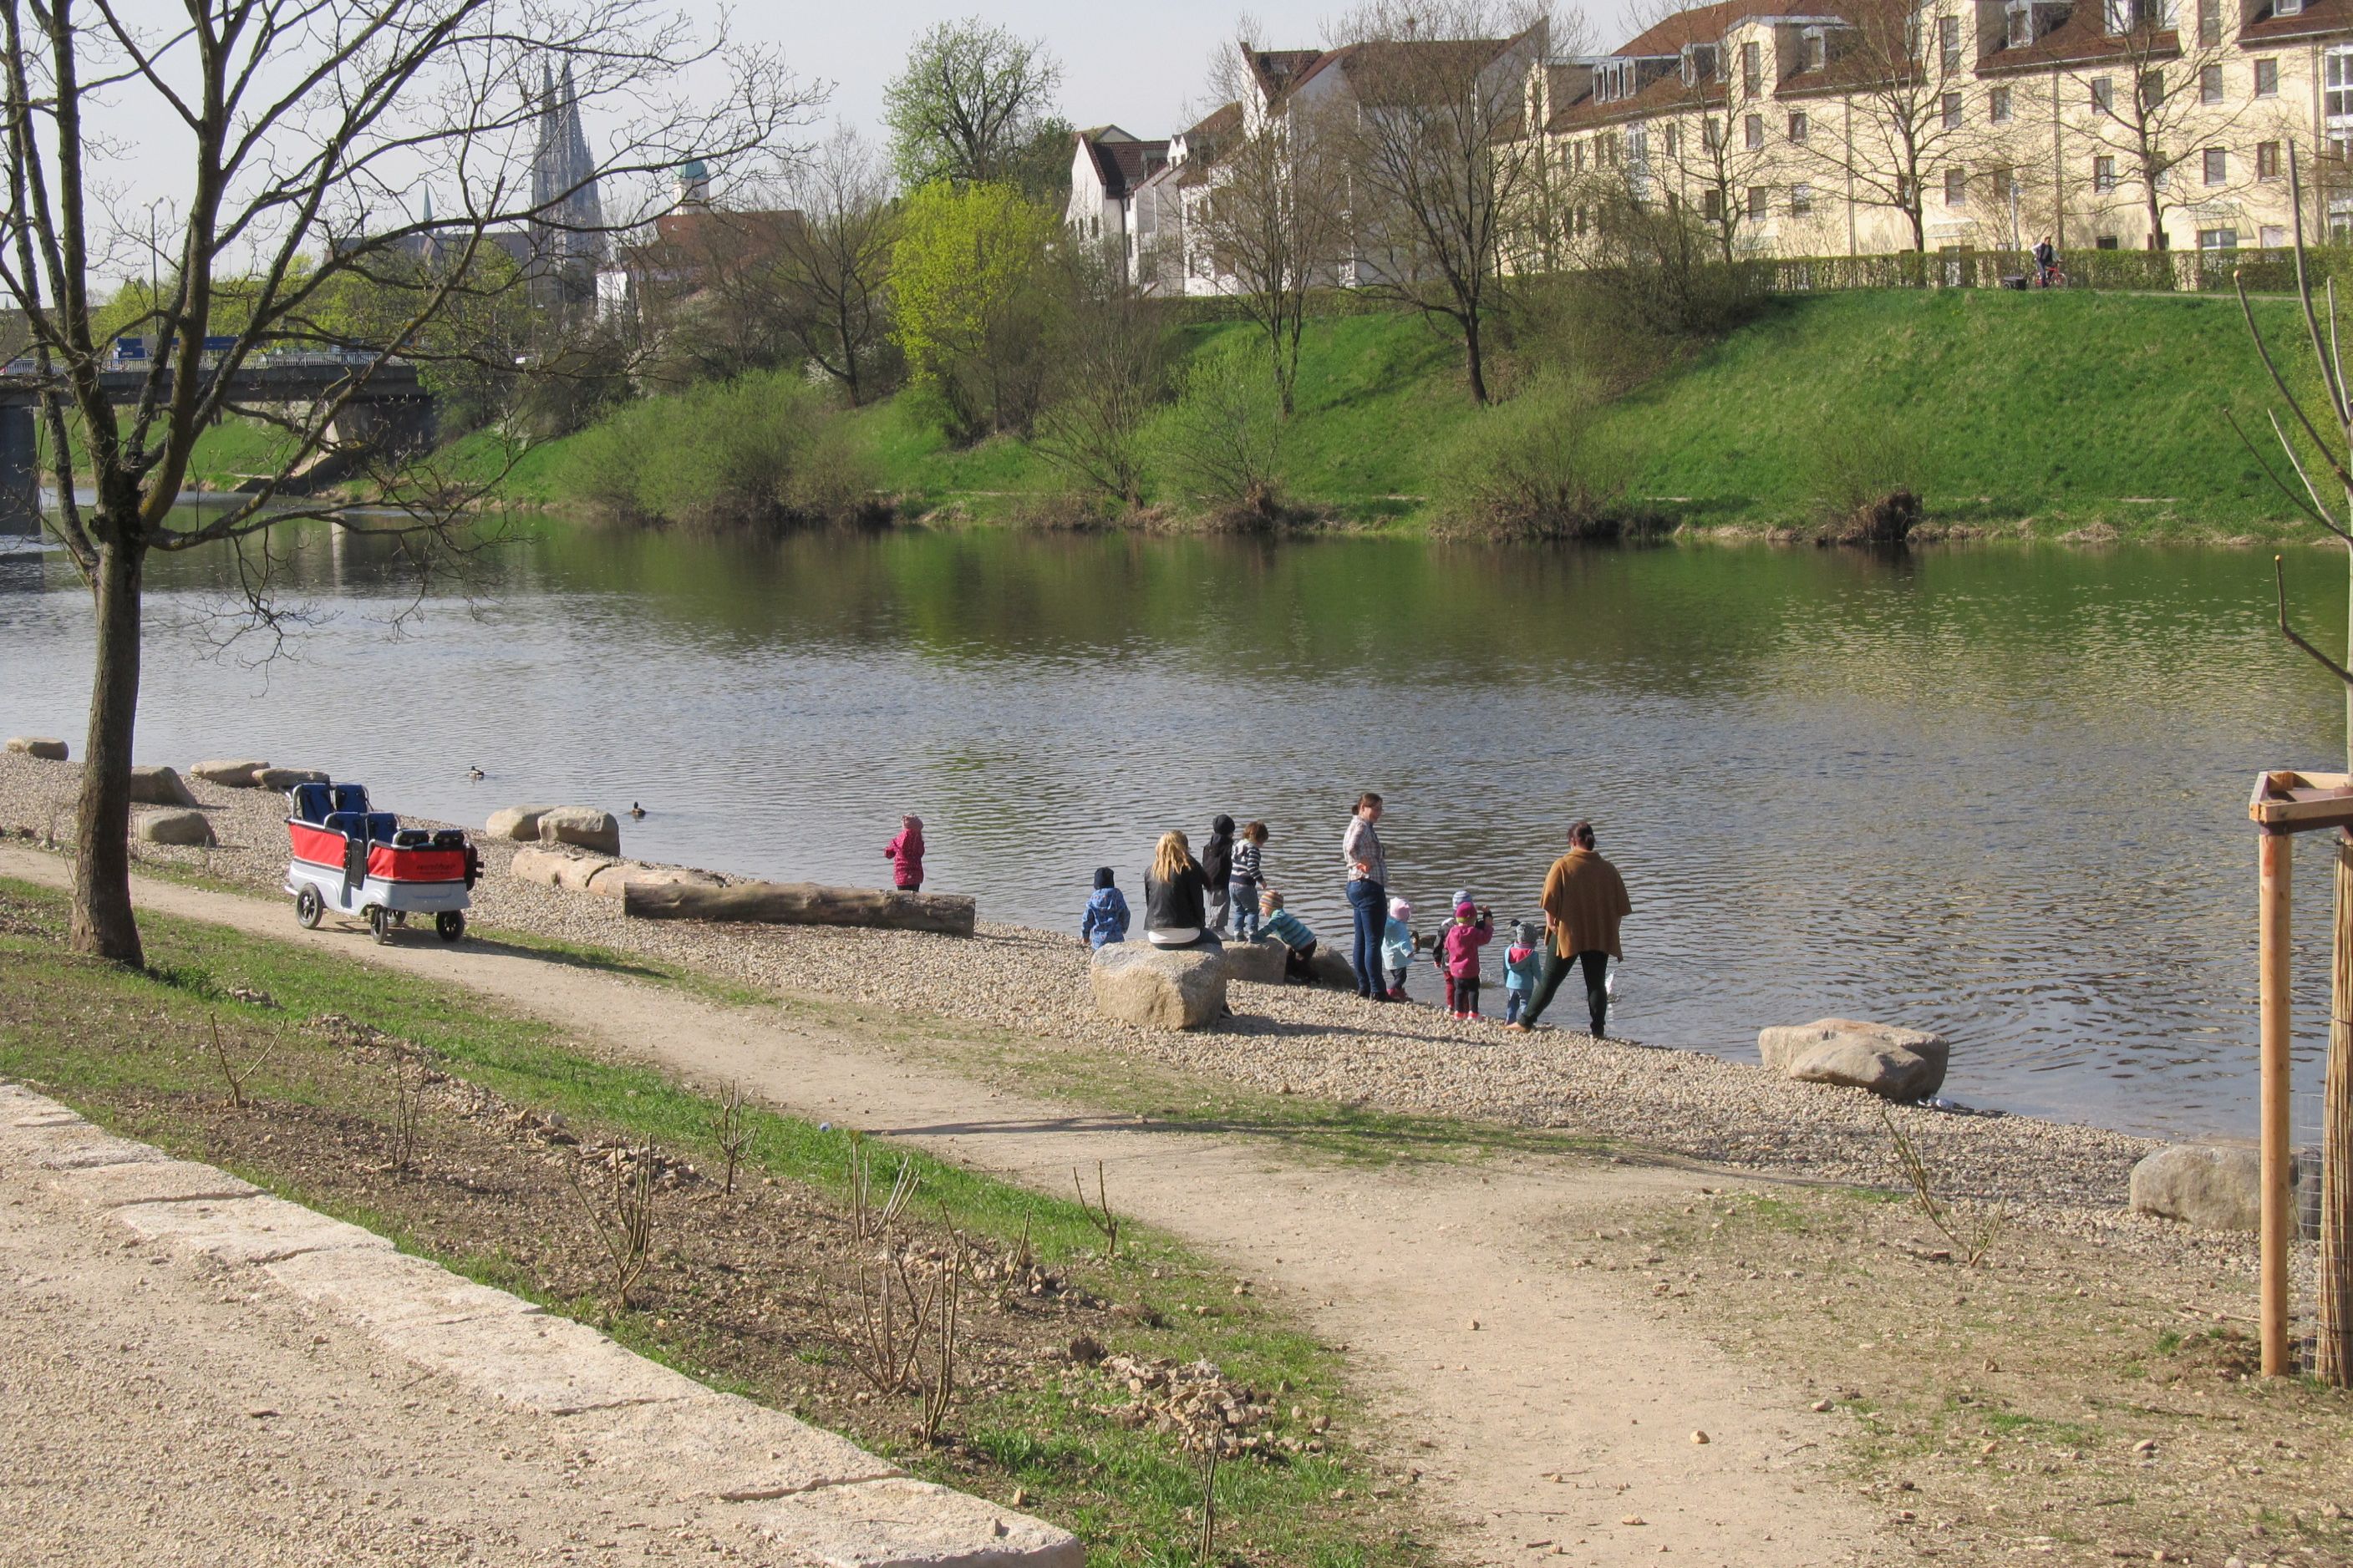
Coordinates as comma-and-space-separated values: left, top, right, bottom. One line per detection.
629, 801, 646, 819
465, 765, 484, 780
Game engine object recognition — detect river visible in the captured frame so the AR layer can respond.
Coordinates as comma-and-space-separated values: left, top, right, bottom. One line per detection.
3, 520, 2345, 1143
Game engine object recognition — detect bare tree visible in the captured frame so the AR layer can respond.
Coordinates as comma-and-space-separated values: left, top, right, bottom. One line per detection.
0, 0, 806, 964
1634, 18, 1782, 263
2230, 145, 2353, 1387
1189, 32, 1351, 417
1033, 241, 1167, 507
775, 127, 898, 404
1328, 0, 1554, 403
2059, 4, 2289, 258
1797, 0, 1979, 252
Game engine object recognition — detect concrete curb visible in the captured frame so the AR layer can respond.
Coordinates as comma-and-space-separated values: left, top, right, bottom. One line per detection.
0, 1080, 1084, 1568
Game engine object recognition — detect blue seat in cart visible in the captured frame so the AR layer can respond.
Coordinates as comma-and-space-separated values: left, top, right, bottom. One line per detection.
291, 781, 333, 825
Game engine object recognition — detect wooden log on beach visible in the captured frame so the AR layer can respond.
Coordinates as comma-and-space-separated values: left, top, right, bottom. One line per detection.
622, 879, 977, 936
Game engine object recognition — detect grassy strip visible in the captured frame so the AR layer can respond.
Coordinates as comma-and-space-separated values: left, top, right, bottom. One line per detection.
1573, 1184, 2353, 1561
0, 875, 1427, 1568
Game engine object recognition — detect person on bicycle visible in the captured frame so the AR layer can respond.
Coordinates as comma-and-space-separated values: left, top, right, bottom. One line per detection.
2032, 236, 2058, 287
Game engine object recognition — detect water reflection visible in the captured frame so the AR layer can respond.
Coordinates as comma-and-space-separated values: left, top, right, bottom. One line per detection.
2, 519, 2342, 1140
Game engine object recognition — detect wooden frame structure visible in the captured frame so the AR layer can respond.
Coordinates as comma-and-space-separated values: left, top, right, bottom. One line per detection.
2248, 768, 2353, 1374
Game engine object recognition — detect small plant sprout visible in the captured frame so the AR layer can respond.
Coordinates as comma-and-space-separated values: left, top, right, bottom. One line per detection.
1074, 1160, 1120, 1259
568, 1144, 660, 1312
917, 1229, 966, 1444
717, 1078, 752, 1195
848, 1129, 918, 1242
206, 1011, 277, 1109
388, 1044, 427, 1175
1194, 1436, 1221, 1568
1879, 1105, 2004, 1267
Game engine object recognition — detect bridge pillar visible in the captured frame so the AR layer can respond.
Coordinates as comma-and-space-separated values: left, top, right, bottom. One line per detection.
0, 404, 38, 536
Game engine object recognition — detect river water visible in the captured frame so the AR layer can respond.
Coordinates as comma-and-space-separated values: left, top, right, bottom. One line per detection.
3, 521, 2345, 1141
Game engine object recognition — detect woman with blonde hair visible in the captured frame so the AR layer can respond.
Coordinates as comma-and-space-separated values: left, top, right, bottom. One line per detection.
1141, 830, 1217, 949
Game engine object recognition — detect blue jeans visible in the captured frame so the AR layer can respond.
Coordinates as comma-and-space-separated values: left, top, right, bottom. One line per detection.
1346, 879, 1385, 997
1229, 879, 1259, 940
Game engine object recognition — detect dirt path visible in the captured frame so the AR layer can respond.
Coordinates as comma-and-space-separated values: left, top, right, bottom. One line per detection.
2, 848, 1883, 1567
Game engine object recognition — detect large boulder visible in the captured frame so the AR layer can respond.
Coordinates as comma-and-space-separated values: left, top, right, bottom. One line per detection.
5, 737, 67, 761
1090, 942, 1228, 1029
1221, 937, 1288, 985
537, 806, 621, 856
126, 764, 198, 808
188, 759, 270, 787
135, 808, 216, 847
511, 845, 616, 892
584, 861, 726, 901
485, 804, 558, 842
1758, 1018, 1949, 1101
252, 766, 328, 791
2130, 1144, 2322, 1236
1304, 946, 1359, 991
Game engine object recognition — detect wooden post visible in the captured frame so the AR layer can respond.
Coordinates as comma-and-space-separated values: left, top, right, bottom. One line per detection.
2260, 825, 2295, 1377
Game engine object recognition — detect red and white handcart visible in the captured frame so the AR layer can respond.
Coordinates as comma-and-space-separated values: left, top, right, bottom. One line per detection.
283, 780, 479, 943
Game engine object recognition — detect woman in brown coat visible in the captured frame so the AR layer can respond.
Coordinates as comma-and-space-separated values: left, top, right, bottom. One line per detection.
1506, 820, 1631, 1038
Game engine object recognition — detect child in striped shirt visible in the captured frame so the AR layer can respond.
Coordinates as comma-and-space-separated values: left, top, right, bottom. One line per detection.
1229, 821, 1268, 940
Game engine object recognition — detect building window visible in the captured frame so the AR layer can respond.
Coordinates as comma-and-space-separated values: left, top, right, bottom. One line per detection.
1741, 40, 1761, 93
2198, 0, 2220, 45
2257, 58, 2279, 97
2198, 227, 2239, 250
2204, 146, 2228, 185
1664, 124, 1680, 157
1788, 110, 1810, 143
2329, 48, 2353, 118
2199, 65, 2222, 104
1991, 85, 2013, 123
2259, 140, 2283, 179
2097, 234, 2121, 248
2280, 0, 2305, 14
1705, 115, 1722, 150
2262, 224, 2288, 246
1703, 187, 1724, 220
1942, 91, 1963, 129
1940, 14, 1961, 72
1745, 114, 1764, 150
1945, 166, 1969, 206
2140, 72, 2165, 109
1747, 185, 1769, 218
2091, 76, 2114, 113
2094, 155, 2118, 191
1571, 140, 1584, 171
1806, 30, 1826, 69
1791, 182, 1814, 215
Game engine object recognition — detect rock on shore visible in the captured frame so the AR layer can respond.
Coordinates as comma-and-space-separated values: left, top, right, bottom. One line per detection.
537, 806, 620, 856
486, 805, 557, 842
6, 737, 67, 761
135, 807, 215, 847
1759, 1019, 1948, 1100
1092, 943, 1227, 1029
127, 764, 198, 809
189, 759, 271, 787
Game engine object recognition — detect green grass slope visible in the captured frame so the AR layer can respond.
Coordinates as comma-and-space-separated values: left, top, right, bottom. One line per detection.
497, 287, 2323, 539
1600, 288, 2312, 536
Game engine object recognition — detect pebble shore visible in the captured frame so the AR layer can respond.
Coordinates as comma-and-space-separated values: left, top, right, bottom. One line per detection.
0, 751, 2270, 1277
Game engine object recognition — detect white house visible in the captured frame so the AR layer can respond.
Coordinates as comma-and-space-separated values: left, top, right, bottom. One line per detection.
1065, 126, 1170, 279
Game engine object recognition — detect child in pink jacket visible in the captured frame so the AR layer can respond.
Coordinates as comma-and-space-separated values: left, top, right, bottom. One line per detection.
883, 815, 925, 891
1436, 898, 1492, 1021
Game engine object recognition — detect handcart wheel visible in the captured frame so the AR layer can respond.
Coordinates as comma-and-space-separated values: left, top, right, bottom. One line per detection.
367, 905, 390, 944
435, 911, 465, 944
294, 885, 323, 930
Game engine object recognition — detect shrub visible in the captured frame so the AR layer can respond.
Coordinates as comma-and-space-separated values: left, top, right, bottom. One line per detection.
558, 372, 877, 526
1434, 373, 1642, 540
1151, 335, 1286, 523
1803, 411, 1924, 543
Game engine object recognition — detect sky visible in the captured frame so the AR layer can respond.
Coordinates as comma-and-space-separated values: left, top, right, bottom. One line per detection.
83, 0, 1649, 236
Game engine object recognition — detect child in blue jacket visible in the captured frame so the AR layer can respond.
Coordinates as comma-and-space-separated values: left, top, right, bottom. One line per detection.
1081, 868, 1131, 947
1381, 896, 1417, 1000
1503, 918, 1543, 1026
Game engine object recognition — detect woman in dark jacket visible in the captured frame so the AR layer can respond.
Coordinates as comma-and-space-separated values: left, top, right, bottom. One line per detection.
1200, 814, 1236, 935
1142, 830, 1218, 949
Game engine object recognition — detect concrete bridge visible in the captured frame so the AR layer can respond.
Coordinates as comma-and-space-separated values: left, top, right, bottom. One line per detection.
0, 357, 432, 535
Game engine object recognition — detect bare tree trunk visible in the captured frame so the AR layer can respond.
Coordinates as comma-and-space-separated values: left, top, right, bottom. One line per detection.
71, 535, 145, 966
1463, 312, 1489, 405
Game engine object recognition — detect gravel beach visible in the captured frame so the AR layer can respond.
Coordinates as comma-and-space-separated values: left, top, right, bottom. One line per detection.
0, 749, 2268, 1268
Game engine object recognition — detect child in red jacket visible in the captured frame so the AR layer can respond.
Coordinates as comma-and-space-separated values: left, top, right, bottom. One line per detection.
883, 815, 925, 891
1436, 899, 1492, 1021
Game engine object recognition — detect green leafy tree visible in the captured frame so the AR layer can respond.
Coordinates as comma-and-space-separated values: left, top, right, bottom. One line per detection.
882, 20, 1065, 195
889, 181, 1057, 440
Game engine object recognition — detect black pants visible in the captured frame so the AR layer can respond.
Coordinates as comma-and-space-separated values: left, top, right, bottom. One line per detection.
1455, 977, 1481, 1016
1283, 937, 1319, 982
1521, 949, 1608, 1035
